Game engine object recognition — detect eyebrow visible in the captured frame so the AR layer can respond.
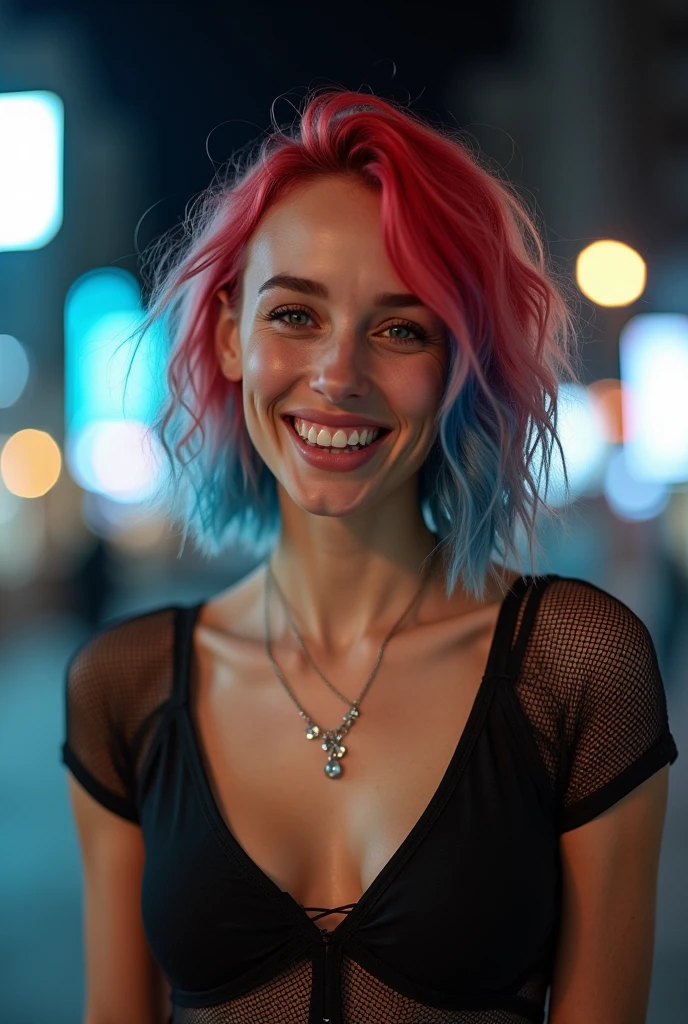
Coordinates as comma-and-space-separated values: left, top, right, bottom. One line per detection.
257, 274, 425, 309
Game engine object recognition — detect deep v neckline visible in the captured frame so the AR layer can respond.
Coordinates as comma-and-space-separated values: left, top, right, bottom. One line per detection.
176, 574, 534, 945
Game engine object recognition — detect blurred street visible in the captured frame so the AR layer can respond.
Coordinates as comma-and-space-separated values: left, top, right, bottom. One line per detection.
2, 0, 687, 1019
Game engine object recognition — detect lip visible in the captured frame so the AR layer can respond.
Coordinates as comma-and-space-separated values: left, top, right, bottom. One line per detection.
283, 408, 391, 430
283, 416, 389, 472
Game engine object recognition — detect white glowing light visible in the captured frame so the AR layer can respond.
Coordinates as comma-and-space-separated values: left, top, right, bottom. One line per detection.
620, 314, 688, 483
67, 419, 162, 504
0, 91, 64, 250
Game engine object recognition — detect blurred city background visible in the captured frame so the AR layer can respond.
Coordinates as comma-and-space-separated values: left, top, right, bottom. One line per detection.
1, 0, 687, 1020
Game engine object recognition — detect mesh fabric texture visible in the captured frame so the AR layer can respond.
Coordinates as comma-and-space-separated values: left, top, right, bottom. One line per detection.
61, 576, 679, 1023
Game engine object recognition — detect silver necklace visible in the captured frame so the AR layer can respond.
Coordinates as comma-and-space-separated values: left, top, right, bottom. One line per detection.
264, 547, 438, 779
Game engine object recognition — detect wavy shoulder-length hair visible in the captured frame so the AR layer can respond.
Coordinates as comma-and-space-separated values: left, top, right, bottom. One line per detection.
135, 87, 582, 599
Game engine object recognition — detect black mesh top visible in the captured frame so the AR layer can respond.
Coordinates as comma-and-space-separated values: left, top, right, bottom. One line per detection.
60, 574, 679, 1024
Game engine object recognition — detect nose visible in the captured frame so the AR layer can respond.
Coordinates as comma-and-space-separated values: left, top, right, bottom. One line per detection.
308, 333, 372, 403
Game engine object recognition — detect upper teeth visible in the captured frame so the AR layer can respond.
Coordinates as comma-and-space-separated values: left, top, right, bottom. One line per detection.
292, 418, 381, 448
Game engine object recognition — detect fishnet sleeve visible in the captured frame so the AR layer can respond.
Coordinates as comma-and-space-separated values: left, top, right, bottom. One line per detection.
61, 627, 141, 823
556, 581, 679, 833
60, 607, 177, 823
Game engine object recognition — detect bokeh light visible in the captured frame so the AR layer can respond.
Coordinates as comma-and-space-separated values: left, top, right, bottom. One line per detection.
64, 267, 167, 504
1, 429, 62, 498
64, 268, 144, 431
588, 378, 628, 445
575, 240, 646, 307
0, 335, 30, 407
620, 313, 688, 483
67, 419, 163, 503
604, 447, 670, 521
532, 383, 609, 507
0, 90, 64, 251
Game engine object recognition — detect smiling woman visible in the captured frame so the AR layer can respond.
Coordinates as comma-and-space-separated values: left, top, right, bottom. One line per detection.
61, 87, 678, 1024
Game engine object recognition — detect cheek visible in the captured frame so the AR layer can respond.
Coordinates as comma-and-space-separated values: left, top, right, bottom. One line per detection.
242, 336, 301, 400
390, 361, 446, 428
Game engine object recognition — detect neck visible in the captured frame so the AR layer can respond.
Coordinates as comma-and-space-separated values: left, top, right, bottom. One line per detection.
269, 486, 441, 655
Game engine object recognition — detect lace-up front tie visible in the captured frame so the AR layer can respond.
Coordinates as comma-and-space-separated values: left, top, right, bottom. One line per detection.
299, 904, 357, 925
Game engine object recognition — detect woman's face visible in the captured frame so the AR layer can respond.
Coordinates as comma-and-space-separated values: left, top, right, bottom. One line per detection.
216, 175, 448, 521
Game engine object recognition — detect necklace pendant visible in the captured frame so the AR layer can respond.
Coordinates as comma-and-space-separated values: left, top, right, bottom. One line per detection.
342, 705, 360, 724
321, 733, 346, 759
324, 758, 343, 779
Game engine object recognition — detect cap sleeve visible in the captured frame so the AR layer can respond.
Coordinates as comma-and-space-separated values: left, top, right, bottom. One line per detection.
61, 628, 141, 822
60, 605, 178, 824
557, 582, 679, 833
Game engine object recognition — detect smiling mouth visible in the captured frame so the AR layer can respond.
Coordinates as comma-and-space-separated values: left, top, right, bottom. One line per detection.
286, 416, 391, 452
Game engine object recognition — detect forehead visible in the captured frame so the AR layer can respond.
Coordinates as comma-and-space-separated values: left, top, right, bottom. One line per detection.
242, 176, 393, 291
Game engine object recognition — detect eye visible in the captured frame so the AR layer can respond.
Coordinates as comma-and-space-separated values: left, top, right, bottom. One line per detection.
263, 305, 430, 346
381, 320, 428, 345
265, 305, 315, 329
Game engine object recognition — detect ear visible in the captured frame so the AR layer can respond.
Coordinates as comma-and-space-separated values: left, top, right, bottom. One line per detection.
215, 288, 243, 382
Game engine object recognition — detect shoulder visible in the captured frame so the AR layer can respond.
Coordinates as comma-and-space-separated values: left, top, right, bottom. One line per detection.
68, 602, 179, 671
528, 574, 658, 677
532, 577, 678, 820
65, 603, 180, 716
491, 575, 680, 847
516, 575, 674, 774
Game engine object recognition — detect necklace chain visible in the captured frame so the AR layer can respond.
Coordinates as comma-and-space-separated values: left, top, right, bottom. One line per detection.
267, 568, 356, 706
263, 546, 438, 779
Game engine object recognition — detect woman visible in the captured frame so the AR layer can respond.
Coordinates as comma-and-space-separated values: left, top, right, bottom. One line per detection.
61, 89, 679, 1024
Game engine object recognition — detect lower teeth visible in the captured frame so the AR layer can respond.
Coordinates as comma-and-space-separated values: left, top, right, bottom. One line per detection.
306, 441, 365, 451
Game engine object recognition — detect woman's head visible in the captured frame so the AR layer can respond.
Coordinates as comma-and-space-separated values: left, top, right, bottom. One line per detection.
214, 174, 449, 531
137, 87, 582, 597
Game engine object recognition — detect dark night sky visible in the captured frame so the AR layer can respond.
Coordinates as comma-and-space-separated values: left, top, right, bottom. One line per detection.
16, 0, 516, 237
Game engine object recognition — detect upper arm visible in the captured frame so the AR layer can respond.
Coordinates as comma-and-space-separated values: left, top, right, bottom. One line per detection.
68, 772, 172, 1024
60, 610, 178, 1023
548, 764, 670, 1024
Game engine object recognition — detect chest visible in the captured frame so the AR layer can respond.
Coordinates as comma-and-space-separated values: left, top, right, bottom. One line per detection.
189, 606, 505, 929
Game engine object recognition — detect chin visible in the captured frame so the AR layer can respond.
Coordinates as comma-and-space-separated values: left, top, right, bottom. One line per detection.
284, 480, 377, 520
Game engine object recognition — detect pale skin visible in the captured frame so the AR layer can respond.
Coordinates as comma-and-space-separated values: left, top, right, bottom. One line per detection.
68, 174, 670, 1023
206, 172, 523, 924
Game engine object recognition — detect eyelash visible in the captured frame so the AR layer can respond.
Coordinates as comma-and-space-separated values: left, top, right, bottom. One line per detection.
264, 304, 429, 345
